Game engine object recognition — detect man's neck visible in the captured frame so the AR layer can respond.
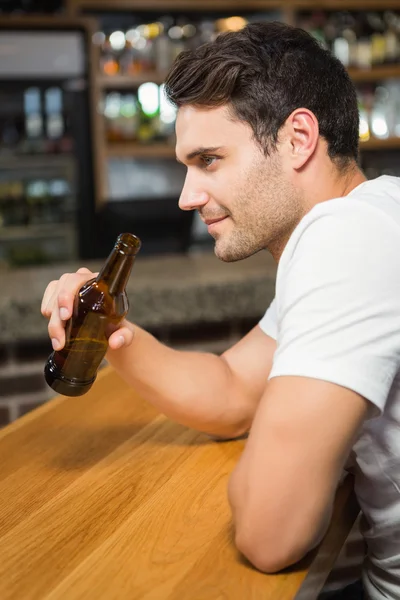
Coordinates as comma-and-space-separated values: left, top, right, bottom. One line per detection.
332, 166, 367, 200
269, 165, 367, 262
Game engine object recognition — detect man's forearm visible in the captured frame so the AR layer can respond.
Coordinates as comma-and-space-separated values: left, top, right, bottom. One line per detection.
105, 322, 252, 438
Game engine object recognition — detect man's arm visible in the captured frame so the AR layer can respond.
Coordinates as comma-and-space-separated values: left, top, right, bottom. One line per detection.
106, 321, 276, 439
228, 375, 369, 573
42, 268, 277, 439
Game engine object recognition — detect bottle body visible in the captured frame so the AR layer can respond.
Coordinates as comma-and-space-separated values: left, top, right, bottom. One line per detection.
44, 233, 141, 396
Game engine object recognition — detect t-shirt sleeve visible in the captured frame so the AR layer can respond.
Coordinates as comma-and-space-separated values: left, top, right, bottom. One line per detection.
259, 298, 278, 340
269, 206, 400, 417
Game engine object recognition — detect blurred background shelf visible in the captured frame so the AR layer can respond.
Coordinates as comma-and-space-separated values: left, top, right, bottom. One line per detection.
69, 0, 400, 10
0, 222, 74, 241
106, 143, 175, 158
100, 67, 400, 89
348, 66, 400, 82
69, 0, 285, 11
289, 0, 400, 8
105, 138, 400, 157
99, 72, 168, 88
360, 137, 400, 150
0, 155, 74, 170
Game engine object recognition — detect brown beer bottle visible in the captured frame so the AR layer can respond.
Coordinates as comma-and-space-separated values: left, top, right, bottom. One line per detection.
44, 232, 141, 396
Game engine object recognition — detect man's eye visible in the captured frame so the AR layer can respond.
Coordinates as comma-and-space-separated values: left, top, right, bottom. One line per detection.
201, 156, 217, 168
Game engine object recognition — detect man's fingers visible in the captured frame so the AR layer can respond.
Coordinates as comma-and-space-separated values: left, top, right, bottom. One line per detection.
108, 326, 134, 350
57, 271, 96, 321
48, 306, 66, 350
41, 268, 99, 351
76, 267, 92, 274
41, 280, 58, 317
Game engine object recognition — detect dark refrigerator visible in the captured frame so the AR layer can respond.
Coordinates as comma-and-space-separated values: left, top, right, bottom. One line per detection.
0, 21, 97, 267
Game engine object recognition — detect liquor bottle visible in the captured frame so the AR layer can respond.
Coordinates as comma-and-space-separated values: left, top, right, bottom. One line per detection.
44, 87, 64, 153
100, 35, 119, 77
44, 232, 141, 396
383, 11, 399, 64
137, 82, 160, 143
23, 87, 44, 154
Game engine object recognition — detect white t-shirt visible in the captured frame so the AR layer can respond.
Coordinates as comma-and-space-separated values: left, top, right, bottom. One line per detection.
259, 175, 400, 600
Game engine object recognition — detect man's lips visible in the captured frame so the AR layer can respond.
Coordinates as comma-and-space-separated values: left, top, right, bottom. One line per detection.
203, 217, 228, 226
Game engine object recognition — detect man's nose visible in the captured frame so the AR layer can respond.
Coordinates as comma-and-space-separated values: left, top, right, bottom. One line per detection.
178, 190, 209, 211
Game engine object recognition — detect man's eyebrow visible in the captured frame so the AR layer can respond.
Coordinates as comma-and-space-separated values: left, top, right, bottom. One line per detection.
176, 146, 223, 164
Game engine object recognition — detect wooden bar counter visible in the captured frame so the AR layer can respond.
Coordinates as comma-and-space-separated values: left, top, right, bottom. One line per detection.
0, 366, 360, 600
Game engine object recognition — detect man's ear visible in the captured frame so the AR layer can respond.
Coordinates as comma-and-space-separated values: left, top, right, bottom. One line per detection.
282, 108, 319, 170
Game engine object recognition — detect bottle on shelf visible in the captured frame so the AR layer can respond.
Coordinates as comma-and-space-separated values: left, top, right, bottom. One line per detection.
119, 39, 140, 75
383, 11, 400, 64
94, 15, 253, 79
44, 87, 65, 153
137, 82, 161, 143
120, 94, 140, 141
358, 93, 371, 143
159, 83, 177, 142
385, 80, 400, 136
104, 92, 141, 142
369, 13, 386, 66
44, 232, 141, 397
26, 180, 50, 225
0, 180, 26, 227
23, 87, 45, 154
104, 92, 124, 142
357, 81, 400, 144
100, 34, 120, 77
302, 9, 400, 69
1, 118, 20, 155
154, 24, 174, 72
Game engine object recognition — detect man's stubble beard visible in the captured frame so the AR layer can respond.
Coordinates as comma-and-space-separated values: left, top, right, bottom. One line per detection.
213, 154, 304, 263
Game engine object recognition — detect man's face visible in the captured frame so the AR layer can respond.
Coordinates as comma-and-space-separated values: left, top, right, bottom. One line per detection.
175, 105, 303, 262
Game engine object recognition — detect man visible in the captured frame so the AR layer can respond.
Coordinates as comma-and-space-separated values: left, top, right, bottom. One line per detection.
41, 22, 400, 600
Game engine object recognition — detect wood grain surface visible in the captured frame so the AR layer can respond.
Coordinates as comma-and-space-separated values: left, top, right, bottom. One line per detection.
0, 366, 359, 599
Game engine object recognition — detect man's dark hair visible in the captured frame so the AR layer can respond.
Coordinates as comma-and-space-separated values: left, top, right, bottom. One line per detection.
165, 21, 359, 167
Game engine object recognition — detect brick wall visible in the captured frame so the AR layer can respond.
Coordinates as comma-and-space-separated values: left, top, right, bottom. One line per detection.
0, 339, 55, 425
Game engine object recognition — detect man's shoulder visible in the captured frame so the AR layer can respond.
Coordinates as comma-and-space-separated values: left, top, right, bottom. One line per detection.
282, 181, 400, 270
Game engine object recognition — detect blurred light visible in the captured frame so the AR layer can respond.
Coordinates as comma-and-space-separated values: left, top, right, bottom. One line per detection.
104, 93, 121, 119
109, 31, 126, 51
168, 26, 183, 40
103, 60, 119, 76
376, 86, 389, 102
137, 24, 149, 37
136, 37, 147, 51
217, 16, 247, 32
92, 31, 106, 46
160, 84, 177, 124
182, 24, 196, 37
45, 87, 62, 114
24, 87, 41, 114
138, 82, 159, 116
147, 23, 161, 38
359, 118, 370, 142
120, 94, 137, 118
126, 28, 141, 45
27, 180, 48, 197
49, 179, 70, 196
371, 116, 389, 138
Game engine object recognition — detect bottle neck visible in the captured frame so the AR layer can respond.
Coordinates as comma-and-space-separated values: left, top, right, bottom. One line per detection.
96, 248, 135, 295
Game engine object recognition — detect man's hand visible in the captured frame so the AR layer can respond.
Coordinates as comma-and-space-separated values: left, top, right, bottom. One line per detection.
228, 375, 369, 573
40, 267, 134, 352
40, 269, 278, 439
